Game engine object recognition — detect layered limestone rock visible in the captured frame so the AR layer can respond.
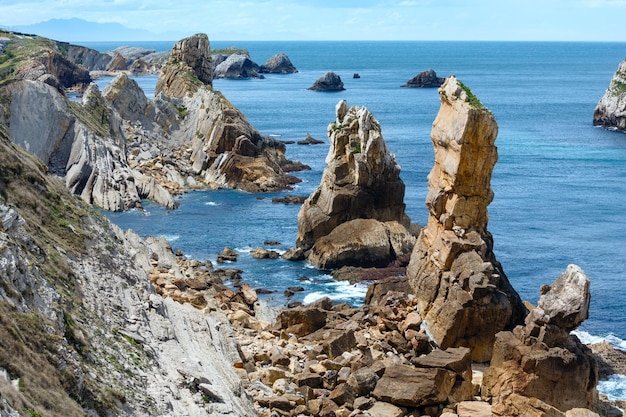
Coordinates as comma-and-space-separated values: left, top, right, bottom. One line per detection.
153, 33, 302, 192
593, 59, 626, 132
0, 79, 173, 211
406, 76, 526, 362
483, 265, 600, 416
2, 32, 302, 211
0, 131, 256, 416
155, 33, 213, 98
296, 100, 414, 268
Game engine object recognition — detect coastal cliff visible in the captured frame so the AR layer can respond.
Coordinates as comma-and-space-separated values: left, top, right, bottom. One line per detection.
0, 32, 304, 211
0, 129, 256, 416
594, 59, 626, 132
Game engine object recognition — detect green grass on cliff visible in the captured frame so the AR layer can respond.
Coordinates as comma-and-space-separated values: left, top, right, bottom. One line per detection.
457, 80, 486, 110
0, 32, 69, 86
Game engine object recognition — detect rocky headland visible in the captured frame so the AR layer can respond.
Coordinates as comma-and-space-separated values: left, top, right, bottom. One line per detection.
0, 31, 306, 212
594, 59, 626, 132
0, 29, 624, 417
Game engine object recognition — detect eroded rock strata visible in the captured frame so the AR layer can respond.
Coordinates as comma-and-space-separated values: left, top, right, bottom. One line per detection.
296, 100, 415, 268
0, 32, 304, 212
406, 76, 526, 362
593, 59, 626, 132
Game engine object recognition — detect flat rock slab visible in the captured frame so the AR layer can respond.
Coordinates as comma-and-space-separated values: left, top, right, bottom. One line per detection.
372, 364, 456, 407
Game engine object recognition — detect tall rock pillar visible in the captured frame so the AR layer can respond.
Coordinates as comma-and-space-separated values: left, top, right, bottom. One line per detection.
407, 76, 526, 362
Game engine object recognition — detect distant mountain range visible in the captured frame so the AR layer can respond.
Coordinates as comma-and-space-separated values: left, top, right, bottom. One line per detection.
1, 18, 188, 42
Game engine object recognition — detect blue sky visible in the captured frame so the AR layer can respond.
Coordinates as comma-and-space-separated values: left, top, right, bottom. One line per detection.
1, 0, 626, 41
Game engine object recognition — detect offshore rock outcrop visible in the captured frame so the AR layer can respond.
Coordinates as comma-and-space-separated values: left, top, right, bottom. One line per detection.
483, 265, 601, 416
309, 71, 345, 91
402, 69, 445, 88
406, 76, 526, 362
213, 53, 262, 79
593, 59, 626, 132
259, 52, 298, 74
296, 100, 414, 268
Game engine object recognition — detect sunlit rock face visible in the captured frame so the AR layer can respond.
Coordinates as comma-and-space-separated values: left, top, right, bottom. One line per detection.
406, 76, 526, 362
296, 100, 413, 268
593, 59, 626, 132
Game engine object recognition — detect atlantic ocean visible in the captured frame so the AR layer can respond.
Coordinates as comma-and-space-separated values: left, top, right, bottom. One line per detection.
93, 41, 626, 379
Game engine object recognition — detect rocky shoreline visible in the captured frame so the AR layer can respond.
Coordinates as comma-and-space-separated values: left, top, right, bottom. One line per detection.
0, 30, 625, 417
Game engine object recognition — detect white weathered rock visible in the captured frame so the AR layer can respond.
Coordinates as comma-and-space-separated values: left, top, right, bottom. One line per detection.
593, 59, 626, 132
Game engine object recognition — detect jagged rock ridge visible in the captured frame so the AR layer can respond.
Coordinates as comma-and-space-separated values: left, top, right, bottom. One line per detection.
593, 59, 626, 132
1, 32, 304, 211
406, 76, 526, 362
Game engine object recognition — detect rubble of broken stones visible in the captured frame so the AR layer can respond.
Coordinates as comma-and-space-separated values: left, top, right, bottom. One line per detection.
145, 241, 623, 417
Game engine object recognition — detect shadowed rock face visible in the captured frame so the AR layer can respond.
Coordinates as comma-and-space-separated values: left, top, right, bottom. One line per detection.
406, 76, 526, 362
593, 59, 626, 132
296, 100, 411, 257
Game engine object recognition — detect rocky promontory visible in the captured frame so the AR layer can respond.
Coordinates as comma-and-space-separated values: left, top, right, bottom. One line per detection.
593, 59, 626, 132
0, 32, 305, 211
296, 100, 416, 269
407, 76, 527, 362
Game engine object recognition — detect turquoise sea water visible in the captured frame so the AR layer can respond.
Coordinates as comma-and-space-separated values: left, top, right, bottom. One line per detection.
93, 41, 626, 359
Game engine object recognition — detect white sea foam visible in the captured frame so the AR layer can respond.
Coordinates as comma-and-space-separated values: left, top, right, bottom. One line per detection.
302, 281, 368, 305
572, 330, 626, 351
598, 374, 626, 402
160, 234, 180, 242
572, 330, 626, 402
204, 201, 220, 206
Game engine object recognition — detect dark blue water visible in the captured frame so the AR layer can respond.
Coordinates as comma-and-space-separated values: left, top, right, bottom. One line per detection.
101, 41, 626, 347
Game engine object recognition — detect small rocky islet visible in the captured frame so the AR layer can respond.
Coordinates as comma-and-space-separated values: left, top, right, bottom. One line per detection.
0, 30, 625, 417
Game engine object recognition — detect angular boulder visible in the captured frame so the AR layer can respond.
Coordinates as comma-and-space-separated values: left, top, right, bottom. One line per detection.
308, 71, 345, 91
482, 265, 599, 414
401, 68, 445, 88
296, 100, 412, 263
593, 59, 626, 132
307, 219, 415, 269
406, 76, 526, 362
372, 365, 456, 407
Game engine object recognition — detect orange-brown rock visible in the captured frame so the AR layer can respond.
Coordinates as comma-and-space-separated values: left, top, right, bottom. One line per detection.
296, 100, 413, 266
482, 265, 599, 415
155, 33, 213, 98
406, 76, 526, 362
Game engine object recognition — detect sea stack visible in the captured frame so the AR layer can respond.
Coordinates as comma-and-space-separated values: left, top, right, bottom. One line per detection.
593, 59, 626, 132
296, 100, 415, 268
406, 76, 526, 362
